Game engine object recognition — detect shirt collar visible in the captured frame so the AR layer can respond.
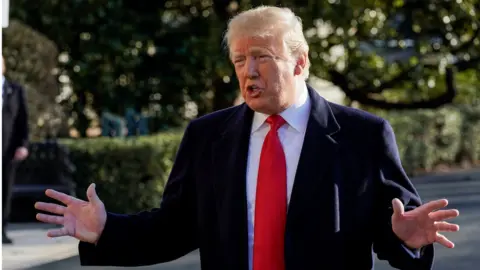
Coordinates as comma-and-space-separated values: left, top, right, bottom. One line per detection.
251, 82, 311, 133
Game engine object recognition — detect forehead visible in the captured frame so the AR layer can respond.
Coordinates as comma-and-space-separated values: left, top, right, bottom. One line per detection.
230, 36, 285, 56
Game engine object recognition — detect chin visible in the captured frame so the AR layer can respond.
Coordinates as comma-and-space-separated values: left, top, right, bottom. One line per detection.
245, 99, 265, 113
245, 99, 278, 114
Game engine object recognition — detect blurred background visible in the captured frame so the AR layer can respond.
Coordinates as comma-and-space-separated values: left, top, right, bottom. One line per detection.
1, 0, 479, 269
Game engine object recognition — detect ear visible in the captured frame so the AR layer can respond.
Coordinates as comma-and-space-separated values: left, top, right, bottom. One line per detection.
294, 51, 307, 76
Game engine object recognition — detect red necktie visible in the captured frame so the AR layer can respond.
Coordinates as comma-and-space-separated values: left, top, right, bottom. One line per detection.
253, 115, 287, 270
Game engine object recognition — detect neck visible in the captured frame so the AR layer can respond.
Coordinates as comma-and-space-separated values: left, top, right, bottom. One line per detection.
294, 79, 307, 106
269, 81, 307, 115
285, 80, 307, 109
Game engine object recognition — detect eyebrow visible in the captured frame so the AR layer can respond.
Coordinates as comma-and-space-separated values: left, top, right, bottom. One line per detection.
250, 47, 272, 54
232, 48, 273, 58
231, 53, 245, 59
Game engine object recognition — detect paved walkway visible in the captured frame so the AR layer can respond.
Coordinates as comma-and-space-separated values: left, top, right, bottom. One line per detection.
2, 223, 78, 270
3, 169, 480, 270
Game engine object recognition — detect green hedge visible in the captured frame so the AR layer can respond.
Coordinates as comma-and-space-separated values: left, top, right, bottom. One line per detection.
60, 129, 184, 213
59, 106, 480, 213
376, 105, 480, 175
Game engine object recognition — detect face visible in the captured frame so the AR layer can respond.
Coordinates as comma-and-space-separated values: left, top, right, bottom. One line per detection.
230, 35, 304, 115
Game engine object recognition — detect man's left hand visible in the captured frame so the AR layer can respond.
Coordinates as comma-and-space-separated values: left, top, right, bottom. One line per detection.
391, 198, 459, 249
14, 147, 29, 161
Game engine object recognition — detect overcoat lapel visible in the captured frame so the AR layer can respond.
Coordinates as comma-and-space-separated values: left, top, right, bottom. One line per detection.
211, 104, 253, 270
286, 86, 342, 234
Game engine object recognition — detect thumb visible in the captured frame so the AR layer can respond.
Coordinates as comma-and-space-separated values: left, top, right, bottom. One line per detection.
86, 183, 102, 205
392, 198, 405, 218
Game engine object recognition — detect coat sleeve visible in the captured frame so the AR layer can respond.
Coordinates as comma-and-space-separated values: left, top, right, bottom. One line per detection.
372, 119, 434, 270
13, 83, 29, 148
78, 122, 199, 267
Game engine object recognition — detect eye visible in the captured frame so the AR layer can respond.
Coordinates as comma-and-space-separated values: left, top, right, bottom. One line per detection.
257, 55, 272, 62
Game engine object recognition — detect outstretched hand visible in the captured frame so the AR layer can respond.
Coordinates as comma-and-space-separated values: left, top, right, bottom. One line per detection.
34, 183, 107, 244
391, 198, 459, 249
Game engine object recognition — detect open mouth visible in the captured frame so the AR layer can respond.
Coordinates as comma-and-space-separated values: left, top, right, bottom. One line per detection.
246, 85, 263, 97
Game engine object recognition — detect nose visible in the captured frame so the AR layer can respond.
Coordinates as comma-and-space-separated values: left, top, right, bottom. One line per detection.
246, 57, 259, 79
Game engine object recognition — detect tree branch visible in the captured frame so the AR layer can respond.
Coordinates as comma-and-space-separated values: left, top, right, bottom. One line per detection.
453, 55, 480, 71
328, 67, 456, 109
356, 64, 420, 94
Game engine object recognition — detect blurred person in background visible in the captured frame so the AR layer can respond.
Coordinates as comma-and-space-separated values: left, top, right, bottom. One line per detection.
2, 55, 29, 244
34, 6, 460, 269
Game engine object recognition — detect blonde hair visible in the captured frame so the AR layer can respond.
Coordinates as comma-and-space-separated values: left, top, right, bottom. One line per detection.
224, 6, 311, 80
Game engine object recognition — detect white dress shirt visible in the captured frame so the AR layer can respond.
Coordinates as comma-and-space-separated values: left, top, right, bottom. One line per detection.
246, 83, 311, 270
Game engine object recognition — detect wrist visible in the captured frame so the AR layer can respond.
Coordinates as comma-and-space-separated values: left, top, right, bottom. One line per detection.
403, 240, 419, 250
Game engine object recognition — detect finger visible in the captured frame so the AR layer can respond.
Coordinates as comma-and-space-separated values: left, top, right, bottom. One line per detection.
36, 213, 64, 226
392, 198, 405, 217
435, 221, 460, 232
86, 183, 102, 205
429, 209, 459, 221
435, 232, 455, 248
45, 189, 75, 205
47, 227, 69, 238
34, 202, 66, 215
420, 199, 449, 214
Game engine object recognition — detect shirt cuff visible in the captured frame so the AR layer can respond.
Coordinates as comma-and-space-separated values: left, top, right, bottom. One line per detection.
402, 244, 421, 258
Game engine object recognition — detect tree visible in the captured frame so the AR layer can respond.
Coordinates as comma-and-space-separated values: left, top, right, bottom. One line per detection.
2, 19, 68, 138
9, 0, 242, 136
294, 0, 480, 109
8, 0, 480, 139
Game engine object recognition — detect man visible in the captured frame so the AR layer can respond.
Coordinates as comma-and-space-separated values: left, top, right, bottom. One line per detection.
34, 6, 460, 269
2, 56, 29, 244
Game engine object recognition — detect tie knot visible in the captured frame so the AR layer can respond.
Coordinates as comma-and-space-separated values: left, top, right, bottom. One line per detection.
266, 115, 286, 131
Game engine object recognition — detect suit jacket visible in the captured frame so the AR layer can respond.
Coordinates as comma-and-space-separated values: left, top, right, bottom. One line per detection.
2, 79, 29, 161
79, 84, 434, 270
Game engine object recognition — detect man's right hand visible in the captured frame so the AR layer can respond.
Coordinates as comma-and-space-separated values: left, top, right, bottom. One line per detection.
34, 183, 107, 244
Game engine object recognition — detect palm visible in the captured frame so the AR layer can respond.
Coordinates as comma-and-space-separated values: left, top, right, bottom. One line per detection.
391, 198, 459, 249
392, 210, 437, 247
35, 183, 107, 244
63, 200, 105, 241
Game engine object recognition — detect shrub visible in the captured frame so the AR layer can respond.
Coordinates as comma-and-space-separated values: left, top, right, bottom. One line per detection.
57, 105, 480, 213
2, 19, 68, 138
377, 105, 480, 175
60, 129, 184, 213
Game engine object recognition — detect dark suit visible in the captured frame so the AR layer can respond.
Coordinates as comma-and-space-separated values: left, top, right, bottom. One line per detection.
2, 79, 29, 230
79, 85, 434, 269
